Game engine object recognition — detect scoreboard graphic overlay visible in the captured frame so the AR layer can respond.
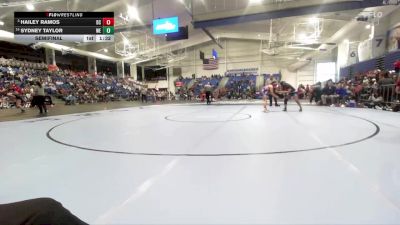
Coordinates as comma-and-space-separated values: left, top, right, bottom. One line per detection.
14, 12, 114, 43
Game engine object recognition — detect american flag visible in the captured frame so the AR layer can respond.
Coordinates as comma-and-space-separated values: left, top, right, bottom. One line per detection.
203, 58, 219, 70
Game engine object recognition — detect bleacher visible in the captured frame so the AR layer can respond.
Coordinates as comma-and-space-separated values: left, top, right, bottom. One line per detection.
340, 50, 400, 79
0, 62, 144, 108
263, 74, 282, 83
385, 50, 400, 71
226, 75, 256, 91
175, 74, 284, 99
193, 77, 221, 96
181, 78, 192, 86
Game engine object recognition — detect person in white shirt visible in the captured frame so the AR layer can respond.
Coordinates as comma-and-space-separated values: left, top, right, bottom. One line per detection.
204, 82, 212, 105
32, 81, 47, 115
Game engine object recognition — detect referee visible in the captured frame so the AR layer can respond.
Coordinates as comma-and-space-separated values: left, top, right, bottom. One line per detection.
204, 82, 212, 105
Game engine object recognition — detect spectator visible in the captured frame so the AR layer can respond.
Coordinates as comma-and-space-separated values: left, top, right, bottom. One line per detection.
297, 84, 305, 99
7, 83, 26, 113
337, 82, 349, 102
321, 80, 339, 106
378, 71, 394, 86
305, 84, 310, 98
141, 86, 148, 103
394, 60, 400, 73
366, 92, 384, 109
309, 82, 322, 104
65, 92, 76, 105
378, 71, 394, 102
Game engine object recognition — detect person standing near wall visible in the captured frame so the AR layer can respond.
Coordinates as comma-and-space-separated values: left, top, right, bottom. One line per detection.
141, 86, 148, 103
309, 82, 322, 104
268, 80, 280, 107
204, 82, 212, 105
34, 81, 47, 115
262, 80, 280, 112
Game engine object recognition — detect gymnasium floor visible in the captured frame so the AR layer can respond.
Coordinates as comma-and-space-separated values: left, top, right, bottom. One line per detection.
1, 103, 400, 224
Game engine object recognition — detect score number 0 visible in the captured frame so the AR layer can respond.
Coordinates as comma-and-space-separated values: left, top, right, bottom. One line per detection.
102, 18, 114, 26
96, 18, 114, 26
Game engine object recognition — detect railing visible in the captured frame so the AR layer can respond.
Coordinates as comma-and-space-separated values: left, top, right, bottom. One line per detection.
380, 84, 399, 104
359, 84, 400, 105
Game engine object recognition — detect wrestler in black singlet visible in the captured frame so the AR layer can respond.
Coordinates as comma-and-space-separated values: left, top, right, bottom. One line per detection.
280, 81, 302, 112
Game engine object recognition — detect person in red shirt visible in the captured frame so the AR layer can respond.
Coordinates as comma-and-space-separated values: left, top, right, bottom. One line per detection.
394, 60, 400, 73
7, 84, 25, 113
396, 76, 400, 94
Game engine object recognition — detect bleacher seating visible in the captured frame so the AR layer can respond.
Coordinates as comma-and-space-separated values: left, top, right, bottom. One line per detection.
0, 61, 145, 108
193, 77, 221, 96
174, 73, 282, 100
340, 50, 400, 79
384, 50, 400, 71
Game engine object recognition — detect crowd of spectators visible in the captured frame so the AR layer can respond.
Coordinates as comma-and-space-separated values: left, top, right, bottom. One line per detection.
0, 56, 47, 70
174, 75, 221, 101
175, 74, 258, 101
225, 75, 257, 100
2, 55, 399, 113
304, 69, 400, 111
0, 58, 174, 111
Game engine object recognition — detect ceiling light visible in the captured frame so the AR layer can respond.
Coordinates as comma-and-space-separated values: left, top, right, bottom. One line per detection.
298, 33, 307, 40
123, 38, 130, 45
0, 21, 4, 26
249, 0, 262, 5
103, 49, 108, 53
308, 17, 319, 24
26, 3, 35, 11
365, 24, 371, 29
344, 39, 349, 43
127, 5, 139, 21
